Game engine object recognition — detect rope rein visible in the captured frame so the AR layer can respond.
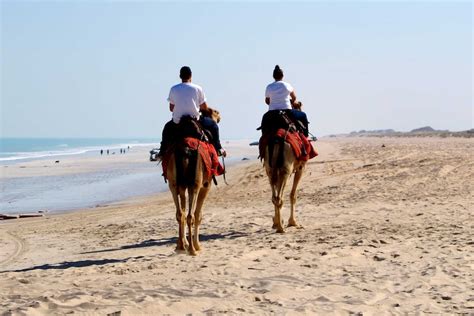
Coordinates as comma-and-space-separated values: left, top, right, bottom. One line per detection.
221, 155, 228, 185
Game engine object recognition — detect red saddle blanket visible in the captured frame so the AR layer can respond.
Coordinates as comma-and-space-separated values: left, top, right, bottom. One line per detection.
162, 138, 224, 180
259, 129, 318, 161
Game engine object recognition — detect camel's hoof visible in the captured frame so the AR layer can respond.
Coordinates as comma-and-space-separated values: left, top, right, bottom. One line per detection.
273, 217, 284, 229
175, 247, 186, 253
288, 220, 298, 227
188, 249, 198, 256
176, 240, 186, 250
194, 244, 201, 251
276, 228, 285, 234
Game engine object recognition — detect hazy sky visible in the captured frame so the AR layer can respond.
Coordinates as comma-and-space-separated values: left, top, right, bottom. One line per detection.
1, 1, 472, 139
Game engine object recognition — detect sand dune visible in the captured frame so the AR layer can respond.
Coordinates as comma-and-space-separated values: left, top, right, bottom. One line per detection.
0, 137, 472, 315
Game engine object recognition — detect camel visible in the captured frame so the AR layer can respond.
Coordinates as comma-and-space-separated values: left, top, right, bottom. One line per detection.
166, 146, 211, 255
165, 108, 221, 255
264, 135, 306, 233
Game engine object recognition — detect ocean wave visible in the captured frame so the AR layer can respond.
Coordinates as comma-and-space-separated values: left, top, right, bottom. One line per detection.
0, 142, 159, 162
0, 149, 90, 162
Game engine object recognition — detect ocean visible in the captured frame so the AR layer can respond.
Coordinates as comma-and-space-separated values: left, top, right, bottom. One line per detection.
0, 138, 164, 214
0, 138, 159, 162
0, 138, 257, 215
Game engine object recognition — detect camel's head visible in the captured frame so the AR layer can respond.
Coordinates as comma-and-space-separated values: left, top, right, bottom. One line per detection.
201, 107, 221, 123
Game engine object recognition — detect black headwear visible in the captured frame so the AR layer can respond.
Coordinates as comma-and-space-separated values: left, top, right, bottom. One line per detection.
273, 65, 284, 80
180, 66, 192, 80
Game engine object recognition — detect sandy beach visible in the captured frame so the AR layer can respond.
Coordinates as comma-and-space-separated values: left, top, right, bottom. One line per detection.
0, 137, 472, 315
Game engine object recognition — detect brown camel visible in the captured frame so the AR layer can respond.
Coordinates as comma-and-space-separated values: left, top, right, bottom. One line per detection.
166, 142, 212, 255
264, 136, 306, 233
165, 108, 221, 255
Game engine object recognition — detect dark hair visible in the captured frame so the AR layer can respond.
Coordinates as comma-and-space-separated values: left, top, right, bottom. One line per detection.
273, 65, 284, 80
179, 66, 192, 80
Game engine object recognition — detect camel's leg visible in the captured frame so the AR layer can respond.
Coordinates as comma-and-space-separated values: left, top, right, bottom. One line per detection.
170, 184, 186, 251
265, 148, 279, 230
193, 184, 210, 251
186, 188, 199, 256
271, 177, 279, 229
179, 189, 187, 248
273, 169, 289, 234
288, 164, 305, 227
273, 201, 284, 233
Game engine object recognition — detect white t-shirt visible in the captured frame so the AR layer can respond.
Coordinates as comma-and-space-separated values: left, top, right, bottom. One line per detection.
265, 81, 294, 110
168, 82, 206, 123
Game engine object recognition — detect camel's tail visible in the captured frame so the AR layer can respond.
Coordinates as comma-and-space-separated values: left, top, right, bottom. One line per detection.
175, 145, 198, 188
269, 137, 285, 185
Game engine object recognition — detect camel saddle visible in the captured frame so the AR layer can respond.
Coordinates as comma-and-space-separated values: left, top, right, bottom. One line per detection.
162, 137, 224, 180
259, 128, 318, 162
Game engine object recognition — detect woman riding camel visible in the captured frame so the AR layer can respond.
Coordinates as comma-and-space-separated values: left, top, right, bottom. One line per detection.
261, 65, 309, 136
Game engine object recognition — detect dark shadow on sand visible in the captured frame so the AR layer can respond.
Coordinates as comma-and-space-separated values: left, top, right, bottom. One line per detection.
1, 257, 138, 273
81, 231, 249, 255
0, 231, 248, 274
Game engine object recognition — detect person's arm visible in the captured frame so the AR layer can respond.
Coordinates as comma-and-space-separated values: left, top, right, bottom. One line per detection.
211, 123, 223, 151
290, 91, 297, 106
198, 87, 208, 112
168, 88, 175, 112
265, 85, 271, 105
199, 102, 208, 111
216, 126, 227, 157
214, 124, 226, 157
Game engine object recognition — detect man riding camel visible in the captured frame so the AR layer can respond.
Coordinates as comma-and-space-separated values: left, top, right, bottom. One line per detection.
158, 66, 226, 158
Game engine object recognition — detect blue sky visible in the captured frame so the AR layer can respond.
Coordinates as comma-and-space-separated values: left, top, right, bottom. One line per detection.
1, 1, 472, 139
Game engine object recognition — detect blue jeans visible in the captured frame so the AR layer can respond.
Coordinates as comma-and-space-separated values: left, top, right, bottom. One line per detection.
290, 110, 309, 137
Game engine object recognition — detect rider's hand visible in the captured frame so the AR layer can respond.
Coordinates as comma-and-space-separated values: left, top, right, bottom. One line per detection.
219, 149, 227, 157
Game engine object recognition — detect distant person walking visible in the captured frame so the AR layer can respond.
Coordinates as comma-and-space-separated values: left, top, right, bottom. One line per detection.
107, 149, 109, 155
100, 149, 103, 155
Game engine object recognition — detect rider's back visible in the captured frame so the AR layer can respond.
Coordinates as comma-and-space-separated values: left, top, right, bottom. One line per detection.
265, 81, 293, 110
169, 82, 206, 123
